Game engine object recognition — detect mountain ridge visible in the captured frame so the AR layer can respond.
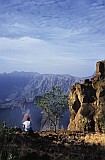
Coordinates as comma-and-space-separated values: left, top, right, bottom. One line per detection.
0, 71, 87, 108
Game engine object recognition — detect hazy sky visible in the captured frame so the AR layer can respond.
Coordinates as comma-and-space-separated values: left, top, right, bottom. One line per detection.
0, 0, 105, 77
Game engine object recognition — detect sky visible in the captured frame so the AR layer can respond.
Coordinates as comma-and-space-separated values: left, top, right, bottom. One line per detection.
0, 0, 105, 77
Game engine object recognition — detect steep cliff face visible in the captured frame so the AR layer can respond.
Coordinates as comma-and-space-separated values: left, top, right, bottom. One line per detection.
68, 60, 105, 133
0, 72, 84, 108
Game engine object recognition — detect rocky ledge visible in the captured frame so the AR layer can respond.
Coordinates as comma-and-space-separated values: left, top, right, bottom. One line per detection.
0, 129, 105, 160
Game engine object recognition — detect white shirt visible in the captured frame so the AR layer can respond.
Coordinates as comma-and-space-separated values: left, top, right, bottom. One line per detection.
23, 120, 32, 131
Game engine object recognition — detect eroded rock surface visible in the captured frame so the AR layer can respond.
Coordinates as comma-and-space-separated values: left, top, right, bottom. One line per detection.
68, 60, 105, 133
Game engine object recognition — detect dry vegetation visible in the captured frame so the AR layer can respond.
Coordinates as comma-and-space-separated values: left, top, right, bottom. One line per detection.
0, 125, 105, 160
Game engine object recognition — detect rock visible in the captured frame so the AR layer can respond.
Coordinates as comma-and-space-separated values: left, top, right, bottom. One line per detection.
68, 60, 105, 133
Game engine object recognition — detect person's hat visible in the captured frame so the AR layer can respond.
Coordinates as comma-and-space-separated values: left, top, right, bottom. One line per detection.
25, 115, 30, 121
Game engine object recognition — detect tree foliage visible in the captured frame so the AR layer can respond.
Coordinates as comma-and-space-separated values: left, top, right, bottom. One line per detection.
35, 86, 69, 132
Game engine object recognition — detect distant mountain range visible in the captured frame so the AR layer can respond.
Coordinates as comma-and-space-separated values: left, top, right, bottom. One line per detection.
0, 71, 88, 108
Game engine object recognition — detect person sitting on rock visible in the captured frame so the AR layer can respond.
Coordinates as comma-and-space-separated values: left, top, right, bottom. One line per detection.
22, 115, 32, 131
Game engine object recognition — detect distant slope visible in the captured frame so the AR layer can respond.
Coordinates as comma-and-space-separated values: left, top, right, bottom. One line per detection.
0, 71, 85, 108
0, 71, 37, 100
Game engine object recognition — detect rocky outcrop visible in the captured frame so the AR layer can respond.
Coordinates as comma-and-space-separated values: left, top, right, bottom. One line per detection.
68, 60, 105, 133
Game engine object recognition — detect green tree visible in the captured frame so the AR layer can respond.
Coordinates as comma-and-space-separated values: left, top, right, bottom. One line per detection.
35, 87, 68, 132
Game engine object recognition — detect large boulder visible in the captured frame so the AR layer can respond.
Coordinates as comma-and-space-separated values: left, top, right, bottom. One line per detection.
68, 60, 105, 133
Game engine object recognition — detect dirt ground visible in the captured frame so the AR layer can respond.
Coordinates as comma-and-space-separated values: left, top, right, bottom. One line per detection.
1, 130, 105, 160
